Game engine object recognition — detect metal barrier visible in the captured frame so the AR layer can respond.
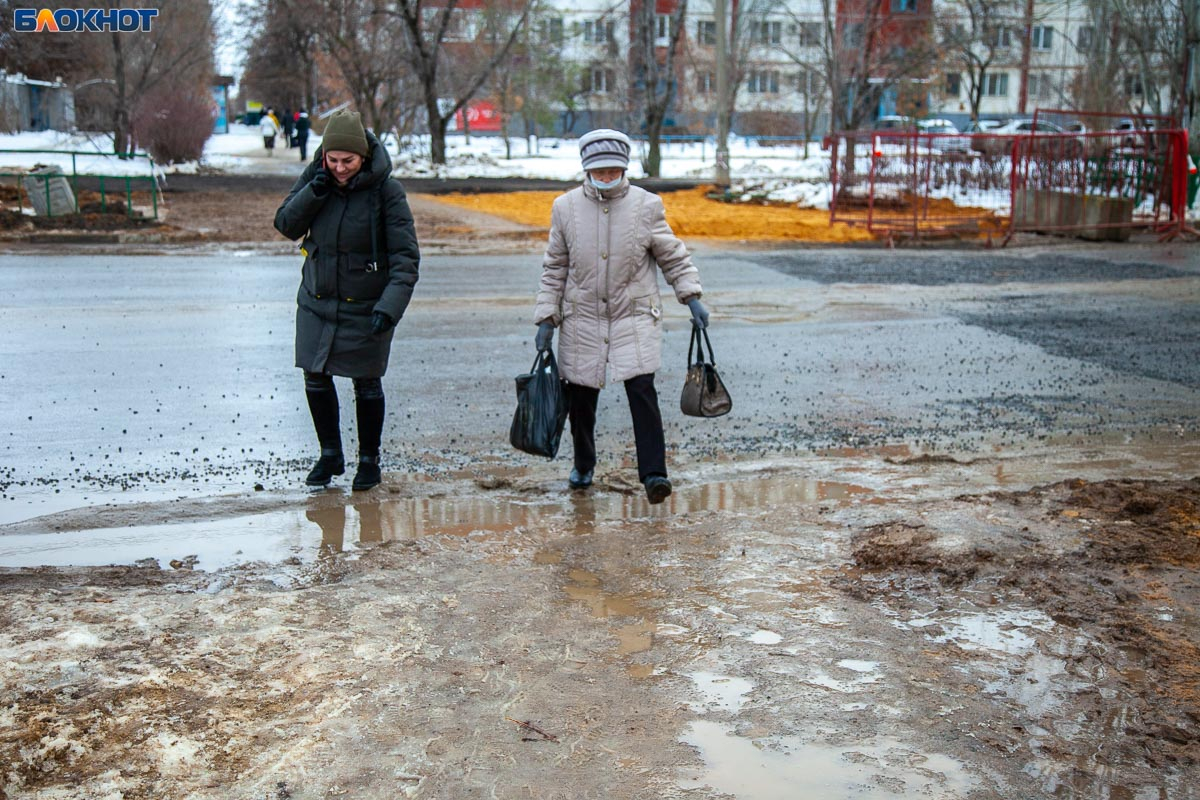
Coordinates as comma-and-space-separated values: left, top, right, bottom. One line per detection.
1, 171, 159, 220
829, 124, 1191, 244
829, 131, 1010, 242
1009, 129, 1188, 242
0, 148, 158, 213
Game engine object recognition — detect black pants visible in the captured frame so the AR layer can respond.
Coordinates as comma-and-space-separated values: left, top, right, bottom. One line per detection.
566, 373, 666, 482
303, 372, 385, 458
297, 136, 308, 161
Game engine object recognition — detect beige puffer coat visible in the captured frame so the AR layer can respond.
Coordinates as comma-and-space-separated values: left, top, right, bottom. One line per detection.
534, 180, 703, 389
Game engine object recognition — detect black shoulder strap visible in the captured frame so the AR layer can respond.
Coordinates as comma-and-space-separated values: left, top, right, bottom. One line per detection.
368, 183, 390, 271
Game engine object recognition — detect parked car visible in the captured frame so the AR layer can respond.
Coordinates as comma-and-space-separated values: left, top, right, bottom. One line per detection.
970, 118, 1083, 158
1114, 118, 1160, 151
917, 118, 964, 152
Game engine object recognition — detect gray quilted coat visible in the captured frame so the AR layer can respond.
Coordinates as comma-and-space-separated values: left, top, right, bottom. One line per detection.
274, 132, 419, 378
534, 180, 702, 388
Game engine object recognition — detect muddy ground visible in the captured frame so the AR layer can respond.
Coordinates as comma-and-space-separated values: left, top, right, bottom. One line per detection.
1, 192, 1199, 798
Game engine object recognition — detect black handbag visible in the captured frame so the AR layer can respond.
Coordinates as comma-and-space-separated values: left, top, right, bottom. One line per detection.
510, 349, 569, 458
681, 327, 732, 418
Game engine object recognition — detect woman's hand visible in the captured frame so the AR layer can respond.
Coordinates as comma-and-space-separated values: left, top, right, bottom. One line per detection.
687, 298, 709, 329
371, 311, 395, 335
535, 321, 555, 351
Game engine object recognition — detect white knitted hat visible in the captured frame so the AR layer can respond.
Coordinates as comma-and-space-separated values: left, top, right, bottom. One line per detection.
579, 128, 631, 170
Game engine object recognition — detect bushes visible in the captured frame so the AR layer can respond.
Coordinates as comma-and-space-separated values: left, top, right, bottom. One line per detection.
132, 84, 216, 164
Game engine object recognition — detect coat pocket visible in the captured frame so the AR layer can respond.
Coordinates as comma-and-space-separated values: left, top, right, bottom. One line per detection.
300, 240, 334, 298
340, 252, 389, 301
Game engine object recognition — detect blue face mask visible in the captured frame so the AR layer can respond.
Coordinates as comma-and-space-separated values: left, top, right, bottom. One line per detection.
589, 173, 624, 191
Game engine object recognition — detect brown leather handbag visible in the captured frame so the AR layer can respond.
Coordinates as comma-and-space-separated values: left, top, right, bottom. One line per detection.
680, 327, 732, 418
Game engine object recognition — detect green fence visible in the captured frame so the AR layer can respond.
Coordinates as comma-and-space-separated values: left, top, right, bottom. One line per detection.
2, 171, 159, 219
0, 148, 159, 219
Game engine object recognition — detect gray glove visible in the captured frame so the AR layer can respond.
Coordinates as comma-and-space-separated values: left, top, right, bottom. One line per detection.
535, 321, 555, 351
687, 298, 709, 329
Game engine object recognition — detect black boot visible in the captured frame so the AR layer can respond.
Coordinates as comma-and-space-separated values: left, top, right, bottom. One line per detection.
306, 452, 345, 487
304, 372, 343, 487
644, 475, 672, 505
353, 454, 382, 491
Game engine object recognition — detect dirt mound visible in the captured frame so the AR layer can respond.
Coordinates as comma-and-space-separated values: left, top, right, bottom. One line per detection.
847, 477, 1200, 772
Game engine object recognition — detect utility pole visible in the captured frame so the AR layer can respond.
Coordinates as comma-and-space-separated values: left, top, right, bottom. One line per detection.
715, 0, 731, 186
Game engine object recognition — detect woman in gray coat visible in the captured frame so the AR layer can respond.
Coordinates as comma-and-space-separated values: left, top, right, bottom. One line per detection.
534, 129, 708, 504
274, 111, 420, 491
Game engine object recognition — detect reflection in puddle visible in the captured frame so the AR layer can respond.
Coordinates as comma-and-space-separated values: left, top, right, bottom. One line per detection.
562, 568, 655, 656
0, 475, 870, 570
679, 720, 977, 799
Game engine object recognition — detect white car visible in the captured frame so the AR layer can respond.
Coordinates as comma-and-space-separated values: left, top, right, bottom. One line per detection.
918, 119, 964, 153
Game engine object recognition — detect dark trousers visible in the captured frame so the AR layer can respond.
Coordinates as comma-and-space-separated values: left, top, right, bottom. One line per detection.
566, 373, 666, 482
303, 372, 385, 458
297, 135, 308, 161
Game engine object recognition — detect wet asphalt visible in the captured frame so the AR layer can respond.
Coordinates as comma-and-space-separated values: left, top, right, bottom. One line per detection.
2, 242, 1198, 524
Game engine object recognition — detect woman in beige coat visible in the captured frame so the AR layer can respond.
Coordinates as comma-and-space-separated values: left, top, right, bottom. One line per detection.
533, 129, 708, 504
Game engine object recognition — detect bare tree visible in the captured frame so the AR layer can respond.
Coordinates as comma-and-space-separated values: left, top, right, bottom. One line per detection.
818, 0, 936, 174
630, 0, 689, 176
240, 0, 323, 113
935, 0, 1016, 122
1109, 0, 1193, 122
313, 0, 417, 137
98, 0, 216, 155
387, 0, 534, 164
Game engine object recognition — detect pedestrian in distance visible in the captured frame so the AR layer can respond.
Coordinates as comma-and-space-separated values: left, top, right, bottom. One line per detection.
533, 128, 709, 505
273, 110, 420, 491
295, 108, 311, 161
281, 106, 294, 149
260, 108, 280, 156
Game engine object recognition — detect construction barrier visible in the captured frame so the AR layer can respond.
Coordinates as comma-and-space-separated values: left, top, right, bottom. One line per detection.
829, 114, 1191, 244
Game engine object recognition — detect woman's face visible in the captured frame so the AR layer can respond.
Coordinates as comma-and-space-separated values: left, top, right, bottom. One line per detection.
325, 150, 364, 186
588, 167, 625, 184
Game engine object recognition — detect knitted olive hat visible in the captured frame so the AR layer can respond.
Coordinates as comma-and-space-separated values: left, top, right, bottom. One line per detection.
322, 111, 369, 157
579, 129, 631, 170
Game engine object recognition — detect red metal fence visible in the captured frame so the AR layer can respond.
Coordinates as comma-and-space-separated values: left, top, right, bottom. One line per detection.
829, 112, 1191, 244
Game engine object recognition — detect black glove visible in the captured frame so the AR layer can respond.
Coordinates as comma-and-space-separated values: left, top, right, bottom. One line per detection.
535, 321, 555, 351
371, 311, 395, 335
309, 169, 331, 199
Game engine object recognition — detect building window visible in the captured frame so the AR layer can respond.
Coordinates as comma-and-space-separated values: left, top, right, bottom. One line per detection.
987, 25, 1012, 48
753, 20, 782, 45
796, 21, 821, 47
540, 17, 564, 45
944, 72, 961, 98
747, 70, 780, 94
1028, 72, 1052, 99
583, 19, 614, 45
984, 72, 1009, 97
890, 0, 917, 12
655, 14, 671, 43
1077, 26, 1093, 51
796, 69, 818, 95
844, 23, 863, 48
696, 71, 715, 94
697, 19, 715, 46
584, 67, 616, 94
1032, 25, 1053, 50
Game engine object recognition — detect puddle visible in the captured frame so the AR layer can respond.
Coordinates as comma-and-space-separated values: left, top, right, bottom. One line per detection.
688, 672, 755, 713
562, 567, 656, 656
679, 720, 977, 798
903, 609, 1056, 655
0, 475, 871, 570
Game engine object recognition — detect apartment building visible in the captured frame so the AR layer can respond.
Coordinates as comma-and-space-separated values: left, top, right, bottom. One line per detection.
529, 0, 1138, 136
